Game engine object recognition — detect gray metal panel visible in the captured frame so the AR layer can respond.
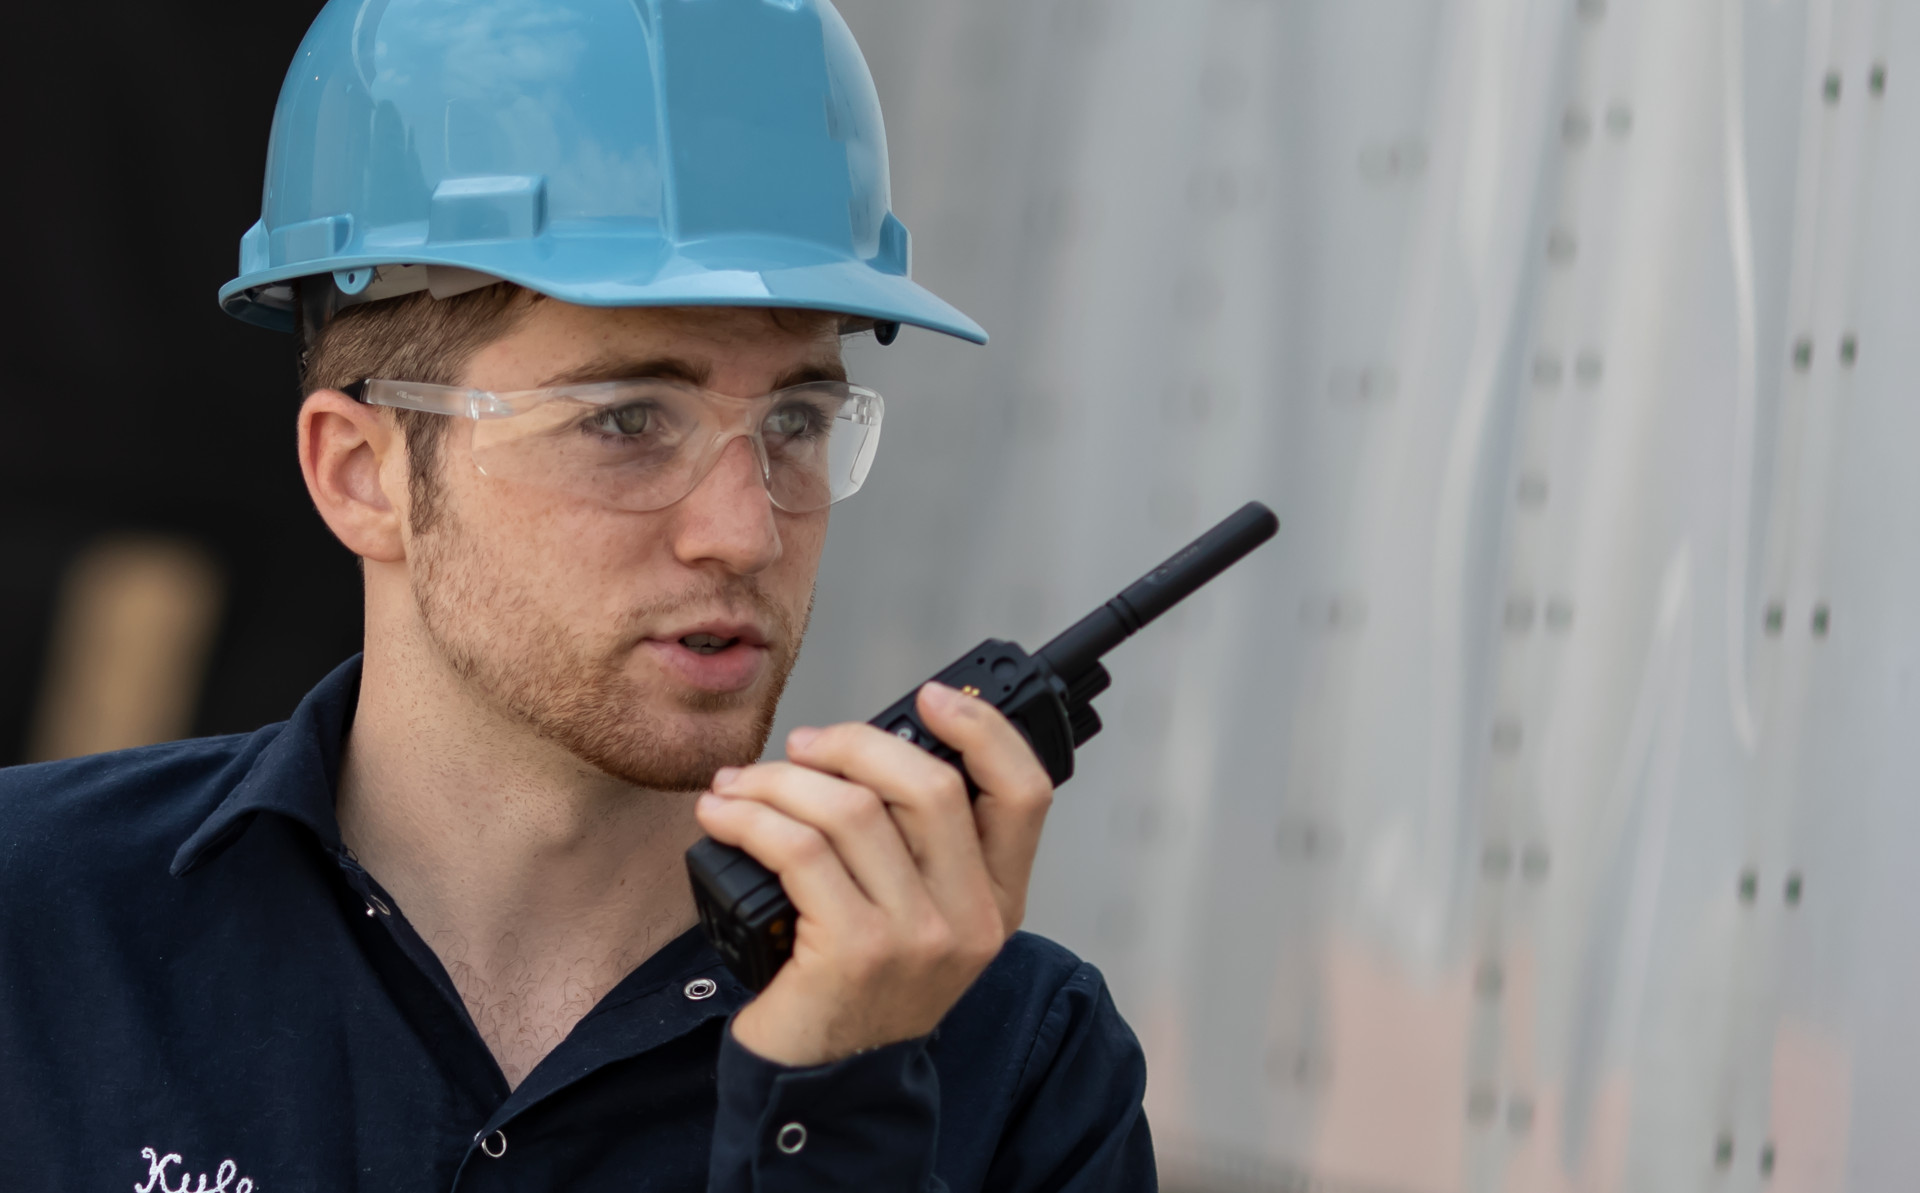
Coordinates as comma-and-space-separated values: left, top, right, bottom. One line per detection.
771, 1, 1913, 1189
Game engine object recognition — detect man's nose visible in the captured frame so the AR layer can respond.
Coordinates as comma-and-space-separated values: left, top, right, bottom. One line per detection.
669, 435, 783, 575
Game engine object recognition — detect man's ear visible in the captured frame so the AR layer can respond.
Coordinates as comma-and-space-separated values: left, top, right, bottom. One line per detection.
298, 390, 410, 564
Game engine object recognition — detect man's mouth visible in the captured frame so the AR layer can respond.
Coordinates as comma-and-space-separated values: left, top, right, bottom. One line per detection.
643, 621, 773, 694
679, 632, 739, 656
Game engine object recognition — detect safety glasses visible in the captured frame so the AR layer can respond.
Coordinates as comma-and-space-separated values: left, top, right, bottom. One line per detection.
346, 376, 884, 514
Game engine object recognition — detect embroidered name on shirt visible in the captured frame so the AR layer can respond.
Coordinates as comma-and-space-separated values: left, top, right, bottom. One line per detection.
134, 1147, 258, 1193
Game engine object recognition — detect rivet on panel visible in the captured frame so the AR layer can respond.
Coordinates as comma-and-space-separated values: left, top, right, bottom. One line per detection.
1358, 140, 1428, 184
1761, 1143, 1777, 1178
1563, 107, 1592, 146
1793, 338, 1813, 370
1739, 869, 1758, 904
1605, 104, 1633, 137
1276, 819, 1342, 862
1785, 872, 1803, 906
1574, 352, 1604, 384
1871, 63, 1887, 97
1328, 367, 1399, 405
1532, 355, 1564, 388
1576, 0, 1606, 21
1506, 1095, 1536, 1133
1521, 844, 1551, 882
1517, 473, 1549, 508
1716, 1133, 1735, 1168
1265, 1042, 1329, 1089
1467, 1086, 1499, 1124
1764, 603, 1784, 635
1547, 229, 1578, 264
1812, 604, 1830, 637
1840, 335, 1858, 367
1824, 70, 1842, 103
1545, 598, 1575, 633
1475, 960, 1505, 998
1299, 595, 1369, 633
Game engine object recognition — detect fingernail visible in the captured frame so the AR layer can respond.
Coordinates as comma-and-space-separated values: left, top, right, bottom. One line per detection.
697, 792, 725, 811
787, 726, 820, 751
711, 767, 742, 792
922, 681, 960, 709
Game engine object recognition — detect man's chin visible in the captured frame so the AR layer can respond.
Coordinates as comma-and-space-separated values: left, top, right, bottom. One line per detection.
544, 689, 782, 793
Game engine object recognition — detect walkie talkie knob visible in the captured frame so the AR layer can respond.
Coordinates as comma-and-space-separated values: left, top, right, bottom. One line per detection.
1069, 704, 1103, 747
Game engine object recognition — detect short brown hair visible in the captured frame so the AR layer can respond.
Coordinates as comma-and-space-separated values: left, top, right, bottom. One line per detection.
301, 283, 541, 531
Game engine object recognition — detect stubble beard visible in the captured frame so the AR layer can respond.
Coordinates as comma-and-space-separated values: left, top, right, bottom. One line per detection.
410, 512, 810, 793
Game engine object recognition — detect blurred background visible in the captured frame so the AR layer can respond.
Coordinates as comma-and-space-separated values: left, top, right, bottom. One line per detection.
0, 3, 361, 763
8, 0, 1916, 1191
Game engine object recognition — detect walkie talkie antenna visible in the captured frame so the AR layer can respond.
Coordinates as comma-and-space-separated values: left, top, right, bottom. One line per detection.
1038, 502, 1280, 682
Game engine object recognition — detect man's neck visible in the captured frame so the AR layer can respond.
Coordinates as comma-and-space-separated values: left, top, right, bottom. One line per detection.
336, 633, 701, 1090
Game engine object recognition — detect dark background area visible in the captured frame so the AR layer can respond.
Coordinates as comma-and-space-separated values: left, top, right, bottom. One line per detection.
0, 0, 360, 762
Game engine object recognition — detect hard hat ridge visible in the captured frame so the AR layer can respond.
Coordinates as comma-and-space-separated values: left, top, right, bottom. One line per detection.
221, 0, 986, 344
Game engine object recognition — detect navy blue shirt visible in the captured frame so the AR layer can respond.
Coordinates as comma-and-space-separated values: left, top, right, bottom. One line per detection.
0, 658, 1153, 1191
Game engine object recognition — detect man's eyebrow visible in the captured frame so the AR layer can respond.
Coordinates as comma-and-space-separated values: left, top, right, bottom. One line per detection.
535, 356, 711, 389
531, 356, 849, 391
771, 361, 849, 389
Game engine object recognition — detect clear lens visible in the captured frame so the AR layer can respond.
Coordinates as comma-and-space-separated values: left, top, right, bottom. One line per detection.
762, 384, 882, 513
464, 379, 882, 513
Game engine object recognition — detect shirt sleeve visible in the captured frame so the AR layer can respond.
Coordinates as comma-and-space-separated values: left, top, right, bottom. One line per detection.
706, 957, 1155, 1193
980, 960, 1156, 1192
707, 1024, 944, 1192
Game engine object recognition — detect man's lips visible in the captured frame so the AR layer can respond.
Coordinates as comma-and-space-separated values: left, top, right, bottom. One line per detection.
652, 620, 770, 649
640, 620, 773, 694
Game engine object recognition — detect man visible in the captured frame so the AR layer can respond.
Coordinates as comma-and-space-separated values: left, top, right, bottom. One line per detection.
0, 0, 1154, 1190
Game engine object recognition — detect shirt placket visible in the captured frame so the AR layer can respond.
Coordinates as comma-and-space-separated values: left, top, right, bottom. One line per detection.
330, 843, 747, 1189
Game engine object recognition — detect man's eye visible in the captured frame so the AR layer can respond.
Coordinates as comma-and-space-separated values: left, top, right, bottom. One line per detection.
591, 403, 654, 436
764, 403, 824, 438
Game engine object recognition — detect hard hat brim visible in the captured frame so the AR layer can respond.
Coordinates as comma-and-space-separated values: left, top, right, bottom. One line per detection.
220, 239, 988, 345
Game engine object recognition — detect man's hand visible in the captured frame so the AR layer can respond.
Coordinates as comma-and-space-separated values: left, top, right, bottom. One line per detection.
694, 681, 1055, 1067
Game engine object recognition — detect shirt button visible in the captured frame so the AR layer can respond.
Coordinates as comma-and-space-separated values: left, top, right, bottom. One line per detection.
776, 1122, 807, 1154
477, 1129, 506, 1159
684, 977, 718, 1000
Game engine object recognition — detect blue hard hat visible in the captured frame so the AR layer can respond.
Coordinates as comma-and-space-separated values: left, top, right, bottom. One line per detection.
220, 0, 986, 344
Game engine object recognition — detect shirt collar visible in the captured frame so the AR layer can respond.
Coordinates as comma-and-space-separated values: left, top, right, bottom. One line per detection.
170, 655, 364, 876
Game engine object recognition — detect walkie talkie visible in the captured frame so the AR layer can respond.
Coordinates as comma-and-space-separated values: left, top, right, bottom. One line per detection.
687, 501, 1280, 991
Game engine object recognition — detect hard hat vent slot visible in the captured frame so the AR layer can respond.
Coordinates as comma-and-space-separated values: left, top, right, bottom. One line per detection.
270, 214, 355, 267
428, 176, 549, 244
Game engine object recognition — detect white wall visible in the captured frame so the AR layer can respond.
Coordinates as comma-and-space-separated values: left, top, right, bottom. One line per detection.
774, 2, 1917, 1190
